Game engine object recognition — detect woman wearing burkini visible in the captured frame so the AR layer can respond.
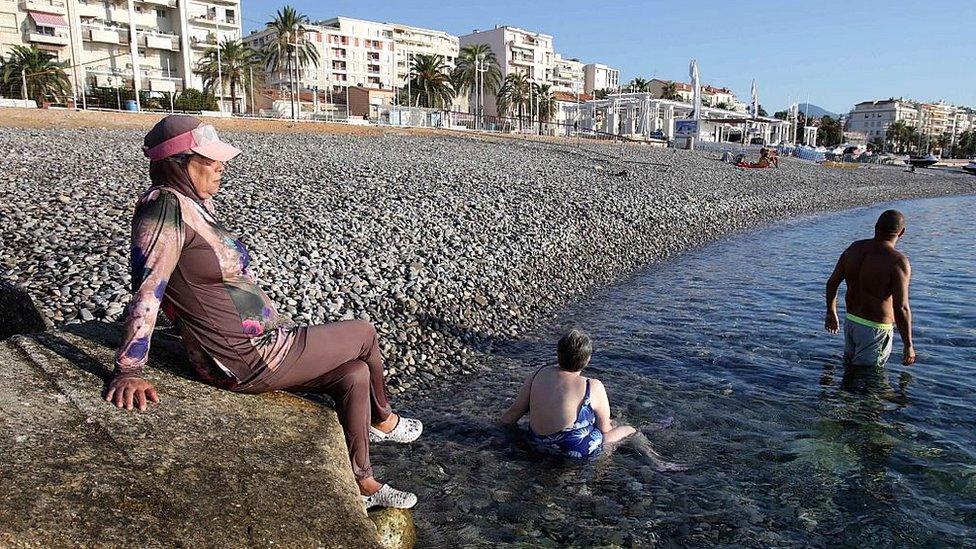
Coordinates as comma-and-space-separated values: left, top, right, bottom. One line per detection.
106, 115, 421, 510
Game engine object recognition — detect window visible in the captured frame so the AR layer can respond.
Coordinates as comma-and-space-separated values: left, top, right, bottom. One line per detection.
225, 9, 235, 23
0, 13, 16, 30
35, 25, 55, 36
155, 9, 165, 18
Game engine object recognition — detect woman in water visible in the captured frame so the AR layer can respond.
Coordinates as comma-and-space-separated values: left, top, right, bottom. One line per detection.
500, 329, 636, 459
105, 115, 420, 509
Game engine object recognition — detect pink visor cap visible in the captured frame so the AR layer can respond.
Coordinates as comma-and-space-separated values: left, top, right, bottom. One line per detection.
143, 123, 241, 162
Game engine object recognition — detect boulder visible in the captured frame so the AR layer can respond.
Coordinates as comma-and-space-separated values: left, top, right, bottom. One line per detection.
369, 508, 418, 549
0, 279, 48, 340
0, 321, 411, 548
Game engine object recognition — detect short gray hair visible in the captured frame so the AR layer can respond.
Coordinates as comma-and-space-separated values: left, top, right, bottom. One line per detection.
557, 329, 592, 372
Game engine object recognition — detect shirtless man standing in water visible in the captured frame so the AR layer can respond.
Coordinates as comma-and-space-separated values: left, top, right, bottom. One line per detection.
825, 210, 916, 366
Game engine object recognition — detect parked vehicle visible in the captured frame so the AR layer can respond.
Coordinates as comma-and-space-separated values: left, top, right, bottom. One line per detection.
963, 159, 976, 175
904, 154, 939, 168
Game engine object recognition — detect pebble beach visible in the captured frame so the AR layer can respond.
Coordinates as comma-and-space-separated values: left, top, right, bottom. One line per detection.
1, 125, 973, 393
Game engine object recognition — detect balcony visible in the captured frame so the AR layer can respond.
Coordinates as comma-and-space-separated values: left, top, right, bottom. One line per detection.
29, 31, 70, 46
138, 0, 177, 7
191, 12, 236, 27
511, 54, 534, 66
141, 32, 180, 51
83, 26, 130, 45
86, 69, 131, 88
189, 34, 216, 49
21, 0, 66, 15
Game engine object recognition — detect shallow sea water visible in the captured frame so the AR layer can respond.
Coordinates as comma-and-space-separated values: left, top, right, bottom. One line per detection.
376, 195, 976, 547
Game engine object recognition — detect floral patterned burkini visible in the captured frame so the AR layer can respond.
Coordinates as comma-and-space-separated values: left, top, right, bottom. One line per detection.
526, 380, 605, 459
114, 185, 297, 388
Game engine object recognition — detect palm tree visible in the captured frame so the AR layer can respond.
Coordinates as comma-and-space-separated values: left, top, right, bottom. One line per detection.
532, 82, 556, 132
454, 43, 502, 110
594, 88, 611, 100
628, 77, 650, 92
196, 38, 260, 113
405, 54, 454, 108
661, 80, 681, 101
0, 44, 71, 105
496, 72, 531, 130
262, 6, 319, 95
448, 67, 467, 110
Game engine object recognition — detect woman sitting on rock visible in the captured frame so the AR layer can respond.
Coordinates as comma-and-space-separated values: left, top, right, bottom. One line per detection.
105, 115, 420, 510
500, 329, 636, 459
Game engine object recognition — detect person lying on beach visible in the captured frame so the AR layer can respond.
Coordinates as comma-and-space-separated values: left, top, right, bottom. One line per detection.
825, 209, 916, 367
499, 329, 636, 459
105, 115, 420, 510
736, 147, 773, 169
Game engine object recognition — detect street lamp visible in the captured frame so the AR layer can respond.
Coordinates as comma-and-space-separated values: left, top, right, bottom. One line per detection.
475, 52, 487, 130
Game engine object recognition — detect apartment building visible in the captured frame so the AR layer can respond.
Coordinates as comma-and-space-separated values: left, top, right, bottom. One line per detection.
390, 22, 457, 84
648, 78, 691, 102
550, 53, 584, 94
583, 63, 618, 95
0, 0, 242, 109
459, 25, 554, 116
245, 17, 457, 106
646, 78, 744, 112
848, 99, 921, 140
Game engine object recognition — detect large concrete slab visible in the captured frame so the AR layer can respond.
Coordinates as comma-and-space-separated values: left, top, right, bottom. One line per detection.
0, 321, 382, 548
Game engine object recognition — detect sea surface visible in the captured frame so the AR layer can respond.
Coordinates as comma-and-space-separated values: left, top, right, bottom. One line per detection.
376, 194, 976, 547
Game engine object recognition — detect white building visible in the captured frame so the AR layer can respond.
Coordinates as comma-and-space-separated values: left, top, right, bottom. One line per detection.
848, 99, 921, 141
390, 22, 458, 85
571, 91, 791, 144
551, 53, 584, 94
245, 17, 457, 110
459, 25, 554, 117
0, 0, 243, 110
583, 63, 619, 95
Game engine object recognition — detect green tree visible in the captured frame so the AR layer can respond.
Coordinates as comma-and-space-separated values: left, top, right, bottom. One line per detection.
196, 38, 261, 113
955, 130, 975, 158
758, 105, 768, 117
715, 101, 731, 110
454, 43, 502, 103
773, 110, 788, 120
404, 54, 454, 108
627, 77, 650, 92
262, 6, 319, 90
174, 88, 218, 111
496, 72, 531, 129
594, 88, 612, 100
532, 82, 556, 132
0, 44, 72, 105
660, 81, 681, 101
817, 115, 843, 146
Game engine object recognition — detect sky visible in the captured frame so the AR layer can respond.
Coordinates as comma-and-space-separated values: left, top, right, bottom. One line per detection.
241, 0, 976, 115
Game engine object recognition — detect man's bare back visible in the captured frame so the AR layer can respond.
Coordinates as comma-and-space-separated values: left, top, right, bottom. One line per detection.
825, 210, 916, 366
838, 239, 908, 324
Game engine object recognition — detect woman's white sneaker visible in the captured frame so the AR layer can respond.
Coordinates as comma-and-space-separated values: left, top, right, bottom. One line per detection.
369, 416, 423, 443
363, 484, 418, 510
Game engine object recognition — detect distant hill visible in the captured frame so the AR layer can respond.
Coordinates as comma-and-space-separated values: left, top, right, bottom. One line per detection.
797, 103, 839, 119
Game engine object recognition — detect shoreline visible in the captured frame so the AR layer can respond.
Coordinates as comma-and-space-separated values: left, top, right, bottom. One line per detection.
1, 125, 973, 395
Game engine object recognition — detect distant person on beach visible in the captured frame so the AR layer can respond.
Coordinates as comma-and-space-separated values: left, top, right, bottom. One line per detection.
736, 147, 773, 169
825, 209, 916, 367
105, 115, 420, 510
500, 329, 636, 459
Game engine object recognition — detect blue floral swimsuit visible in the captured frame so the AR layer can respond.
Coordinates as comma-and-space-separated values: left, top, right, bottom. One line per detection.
526, 377, 605, 460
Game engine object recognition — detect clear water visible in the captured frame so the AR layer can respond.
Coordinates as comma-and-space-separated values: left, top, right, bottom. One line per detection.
376, 195, 976, 548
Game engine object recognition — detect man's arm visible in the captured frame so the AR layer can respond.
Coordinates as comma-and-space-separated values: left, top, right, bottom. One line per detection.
825, 251, 846, 333
892, 257, 915, 365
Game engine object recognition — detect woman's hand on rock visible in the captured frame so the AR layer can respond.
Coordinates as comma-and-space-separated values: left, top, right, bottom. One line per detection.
105, 376, 160, 411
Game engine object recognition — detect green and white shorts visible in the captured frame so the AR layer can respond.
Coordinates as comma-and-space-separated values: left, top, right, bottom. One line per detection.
844, 313, 894, 367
